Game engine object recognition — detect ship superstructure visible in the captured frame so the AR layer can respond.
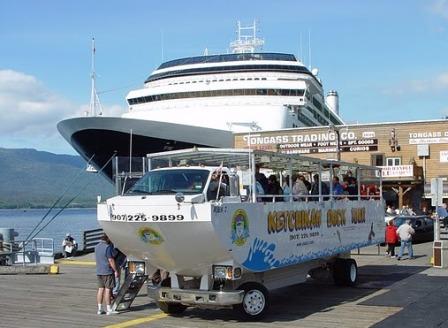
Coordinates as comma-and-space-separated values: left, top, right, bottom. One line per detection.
58, 22, 343, 181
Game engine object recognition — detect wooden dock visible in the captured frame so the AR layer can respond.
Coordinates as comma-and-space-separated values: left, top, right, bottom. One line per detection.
0, 242, 447, 328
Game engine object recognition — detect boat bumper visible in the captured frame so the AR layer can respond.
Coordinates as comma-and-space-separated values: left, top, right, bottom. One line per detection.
148, 285, 244, 306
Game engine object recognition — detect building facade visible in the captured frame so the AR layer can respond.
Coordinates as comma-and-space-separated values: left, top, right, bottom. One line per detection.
234, 119, 448, 211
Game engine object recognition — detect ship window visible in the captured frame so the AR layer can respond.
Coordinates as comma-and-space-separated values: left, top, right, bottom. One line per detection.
127, 88, 308, 105
254, 78, 260, 80
262, 78, 267, 80
233, 78, 238, 81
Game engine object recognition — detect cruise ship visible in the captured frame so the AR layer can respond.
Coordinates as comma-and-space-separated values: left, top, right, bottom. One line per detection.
58, 23, 344, 182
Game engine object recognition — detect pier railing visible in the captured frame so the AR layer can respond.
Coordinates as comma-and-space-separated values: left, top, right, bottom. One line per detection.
0, 238, 54, 265
83, 228, 104, 252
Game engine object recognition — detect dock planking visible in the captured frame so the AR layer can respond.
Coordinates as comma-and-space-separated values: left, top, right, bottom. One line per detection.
0, 242, 447, 328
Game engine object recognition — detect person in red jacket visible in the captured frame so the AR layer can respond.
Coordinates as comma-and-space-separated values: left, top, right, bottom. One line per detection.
385, 220, 398, 258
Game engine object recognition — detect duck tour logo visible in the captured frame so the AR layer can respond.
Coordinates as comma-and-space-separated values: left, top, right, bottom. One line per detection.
231, 209, 250, 246
137, 227, 164, 245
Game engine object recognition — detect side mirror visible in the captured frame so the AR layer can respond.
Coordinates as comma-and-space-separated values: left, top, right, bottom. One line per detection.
175, 193, 185, 203
190, 194, 205, 204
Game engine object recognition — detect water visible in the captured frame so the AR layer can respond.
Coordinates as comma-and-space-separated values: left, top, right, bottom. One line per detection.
0, 208, 99, 249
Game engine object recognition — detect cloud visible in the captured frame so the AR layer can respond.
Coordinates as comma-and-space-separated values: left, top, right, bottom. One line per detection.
0, 69, 75, 136
383, 71, 448, 96
0, 69, 124, 153
430, 0, 448, 19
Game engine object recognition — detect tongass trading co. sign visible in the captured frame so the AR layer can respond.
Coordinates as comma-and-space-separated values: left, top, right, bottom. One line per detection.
241, 131, 378, 154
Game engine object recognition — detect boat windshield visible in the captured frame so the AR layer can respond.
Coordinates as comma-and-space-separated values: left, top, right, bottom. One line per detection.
126, 169, 210, 195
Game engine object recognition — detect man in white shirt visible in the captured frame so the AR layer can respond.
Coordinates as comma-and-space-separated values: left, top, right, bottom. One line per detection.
396, 219, 415, 260
62, 233, 77, 259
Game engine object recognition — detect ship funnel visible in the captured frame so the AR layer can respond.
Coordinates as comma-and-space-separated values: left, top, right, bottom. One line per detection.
326, 90, 339, 115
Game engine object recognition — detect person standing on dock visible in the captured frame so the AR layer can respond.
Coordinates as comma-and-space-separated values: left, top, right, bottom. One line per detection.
95, 234, 119, 315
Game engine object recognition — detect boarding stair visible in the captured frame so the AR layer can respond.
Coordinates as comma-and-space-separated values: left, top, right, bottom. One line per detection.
112, 273, 148, 311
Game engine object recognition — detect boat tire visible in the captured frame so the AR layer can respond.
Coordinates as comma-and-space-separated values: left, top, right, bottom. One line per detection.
333, 258, 358, 286
233, 282, 270, 320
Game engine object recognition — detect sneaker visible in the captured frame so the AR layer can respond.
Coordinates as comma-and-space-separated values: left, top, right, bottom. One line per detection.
97, 310, 105, 315
390, 255, 396, 258
106, 310, 119, 315
397, 257, 401, 261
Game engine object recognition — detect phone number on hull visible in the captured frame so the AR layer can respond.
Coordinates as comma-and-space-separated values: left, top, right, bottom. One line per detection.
110, 214, 184, 222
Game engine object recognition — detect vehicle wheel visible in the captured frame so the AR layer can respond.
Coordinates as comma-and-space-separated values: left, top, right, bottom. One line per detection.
333, 258, 357, 286
157, 301, 187, 314
233, 282, 270, 320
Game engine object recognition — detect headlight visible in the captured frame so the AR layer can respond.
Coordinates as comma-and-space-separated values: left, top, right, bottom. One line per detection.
213, 265, 232, 280
128, 261, 146, 275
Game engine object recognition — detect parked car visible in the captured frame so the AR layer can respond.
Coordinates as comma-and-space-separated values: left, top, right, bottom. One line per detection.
383, 215, 434, 245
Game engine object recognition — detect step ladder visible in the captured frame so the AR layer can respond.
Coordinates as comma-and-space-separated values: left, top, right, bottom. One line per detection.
112, 273, 148, 311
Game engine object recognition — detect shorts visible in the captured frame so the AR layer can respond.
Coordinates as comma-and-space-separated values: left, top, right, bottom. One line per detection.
97, 274, 115, 289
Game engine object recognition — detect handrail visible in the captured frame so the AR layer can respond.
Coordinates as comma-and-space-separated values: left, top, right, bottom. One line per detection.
0, 238, 54, 266
83, 228, 104, 252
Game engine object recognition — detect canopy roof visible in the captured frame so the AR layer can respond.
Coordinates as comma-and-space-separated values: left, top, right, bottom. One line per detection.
147, 147, 380, 176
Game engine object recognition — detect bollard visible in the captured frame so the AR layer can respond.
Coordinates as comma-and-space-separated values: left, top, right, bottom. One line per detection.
49, 264, 59, 274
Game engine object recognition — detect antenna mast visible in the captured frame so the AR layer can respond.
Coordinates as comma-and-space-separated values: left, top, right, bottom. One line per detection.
230, 20, 264, 54
89, 37, 103, 116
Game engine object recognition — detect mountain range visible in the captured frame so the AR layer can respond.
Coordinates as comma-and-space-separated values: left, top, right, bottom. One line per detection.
0, 148, 114, 208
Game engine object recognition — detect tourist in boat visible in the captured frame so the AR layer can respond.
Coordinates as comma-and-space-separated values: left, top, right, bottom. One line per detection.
255, 164, 268, 193
266, 174, 283, 202
292, 175, 308, 201
62, 233, 77, 259
332, 176, 344, 198
282, 176, 292, 201
310, 174, 329, 201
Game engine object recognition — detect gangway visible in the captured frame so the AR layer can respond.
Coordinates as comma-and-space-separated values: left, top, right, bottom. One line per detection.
112, 267, 148, 311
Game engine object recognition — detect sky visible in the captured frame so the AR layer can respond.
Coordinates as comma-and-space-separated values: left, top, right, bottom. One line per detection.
1, 0, 448, 154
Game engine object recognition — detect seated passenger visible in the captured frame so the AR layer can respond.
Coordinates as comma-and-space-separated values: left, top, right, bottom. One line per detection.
293, 175, 309, 201
255, 164, 268, 193
332, 176, 344, 198
266, 175, 283, 202
310, 174, 329, 201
